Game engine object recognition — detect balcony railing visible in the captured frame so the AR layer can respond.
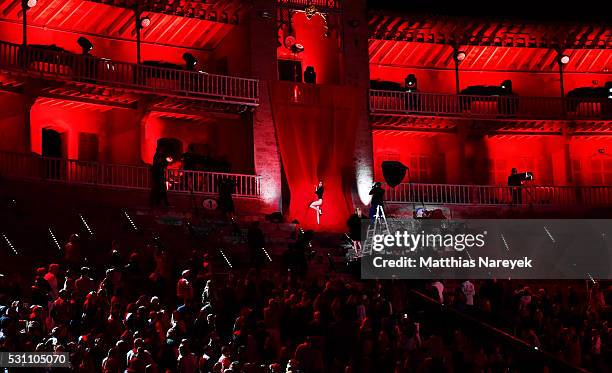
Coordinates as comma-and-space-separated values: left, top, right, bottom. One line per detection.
370, 90, 612, 121
385, 183, 612, 207
0, 151, 260, 198
0, 41, 259, 105
277, 0, 342, 11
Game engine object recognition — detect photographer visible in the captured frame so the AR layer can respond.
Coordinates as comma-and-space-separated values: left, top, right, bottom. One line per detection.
369, 182, 385, 219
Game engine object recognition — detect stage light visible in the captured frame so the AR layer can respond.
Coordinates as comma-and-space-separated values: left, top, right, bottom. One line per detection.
382, 161, 408, 187
123, 210, 138, 231
139, 16, 151, 28
304, 66, 316, 84
261, 247, 272, 262
183, 53, 197, 71
77, 37, 93, 55
219, 248, 233, 269
290, 43, 304, 54
2, 233, 18, 255
356, 165, 373, 205
454, 50, 467, 62
258, 10, 272, 19
501, 79, 512, 93
102, 58, 115, 71
284, 35, 296, 49
79, 213, 94, 236
405, 74, 417, 92
48, 227, 62, 252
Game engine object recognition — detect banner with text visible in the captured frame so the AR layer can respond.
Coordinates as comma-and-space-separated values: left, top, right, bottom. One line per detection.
360, 219, 612, 279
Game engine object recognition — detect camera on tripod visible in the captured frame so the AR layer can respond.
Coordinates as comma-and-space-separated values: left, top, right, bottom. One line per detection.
508, 171, 534, 186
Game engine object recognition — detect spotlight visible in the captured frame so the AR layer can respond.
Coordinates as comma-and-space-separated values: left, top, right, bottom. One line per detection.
258, 10, 272, 19
219, 248, 233, 269
559, 54, 570, 65
261, 247, 272, 262
304, 66, 316, 84
2, 233, 18, 255
123, 210, 138, 231
284, 35, 296, 49
290, 43, 304, 54
77, 37, 93, 55
454, 50, 467, 62
48, 227, 62, 252
182, 53, 197, 71
79, 213, 94, 236
501, 79, 512, 93
404, 74, 417, 92
139, 16, 151, 29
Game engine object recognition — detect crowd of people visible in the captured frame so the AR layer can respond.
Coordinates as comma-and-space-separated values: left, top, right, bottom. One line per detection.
0, 209, 610, 372
425, 279, 611, 371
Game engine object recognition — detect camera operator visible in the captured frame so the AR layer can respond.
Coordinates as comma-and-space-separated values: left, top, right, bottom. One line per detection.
369, 182, 385, 219
507, 168, 522, 205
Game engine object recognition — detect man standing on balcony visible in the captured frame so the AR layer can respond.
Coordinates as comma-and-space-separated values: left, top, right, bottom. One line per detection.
151, 146, 169, 208
508, 168, 522, 205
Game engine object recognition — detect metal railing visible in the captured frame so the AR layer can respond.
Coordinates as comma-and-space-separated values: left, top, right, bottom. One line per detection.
277, 0, 342, 10
385, 183, 612, 207
370, 90, 612, 120
0, 151, 260, 198
0, 41, 259, 105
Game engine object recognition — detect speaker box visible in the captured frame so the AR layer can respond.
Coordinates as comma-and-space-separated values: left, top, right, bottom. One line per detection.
381, 161, 408, 187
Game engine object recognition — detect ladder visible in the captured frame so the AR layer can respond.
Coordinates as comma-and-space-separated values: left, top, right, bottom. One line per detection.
360, 205, 391, 257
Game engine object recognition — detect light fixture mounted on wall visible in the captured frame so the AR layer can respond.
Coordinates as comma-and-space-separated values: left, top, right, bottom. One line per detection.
182, 53, 198, 71
77, 37, 93, 55
454, 50, 467, 62
290, 43, 304, 54
139, 16, 151, 29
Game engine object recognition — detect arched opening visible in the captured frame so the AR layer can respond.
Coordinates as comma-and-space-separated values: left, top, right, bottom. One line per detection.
156, 137, 183, 160
41, 128, 65, 158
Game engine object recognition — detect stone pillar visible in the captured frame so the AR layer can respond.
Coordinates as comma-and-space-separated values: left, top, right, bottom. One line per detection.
22, 80, 41, 153
341, 0, 373, 209
248, 0, 283, 213
562, 122, 572, 185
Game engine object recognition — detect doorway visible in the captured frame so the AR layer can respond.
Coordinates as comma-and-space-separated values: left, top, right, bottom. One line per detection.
42, 128, 64, 158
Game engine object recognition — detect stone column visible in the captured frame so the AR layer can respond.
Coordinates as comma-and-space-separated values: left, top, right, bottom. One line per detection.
248, 0, 283, 213
341, 0, 374, 209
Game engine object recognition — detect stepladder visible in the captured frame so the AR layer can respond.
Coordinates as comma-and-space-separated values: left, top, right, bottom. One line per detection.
360, 205, 391, 257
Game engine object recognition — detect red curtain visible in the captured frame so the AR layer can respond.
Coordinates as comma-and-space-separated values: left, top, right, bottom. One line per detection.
270, 82, 359, 231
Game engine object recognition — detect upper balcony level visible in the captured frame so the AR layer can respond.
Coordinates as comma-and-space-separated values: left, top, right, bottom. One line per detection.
368, 13, 612, 123
369, 90, 611, 121
0, 41, 259, 106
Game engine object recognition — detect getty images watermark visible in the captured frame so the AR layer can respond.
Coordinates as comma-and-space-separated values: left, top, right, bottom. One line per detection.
360, 219, 612, 279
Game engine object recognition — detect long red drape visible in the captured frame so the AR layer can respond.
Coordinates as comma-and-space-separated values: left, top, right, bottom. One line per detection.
270, 82, 359, 231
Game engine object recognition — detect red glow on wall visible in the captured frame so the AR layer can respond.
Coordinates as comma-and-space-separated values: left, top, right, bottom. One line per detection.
277, 12, 341, 84
373, 130, 612, 187
270, 82, 359, 230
